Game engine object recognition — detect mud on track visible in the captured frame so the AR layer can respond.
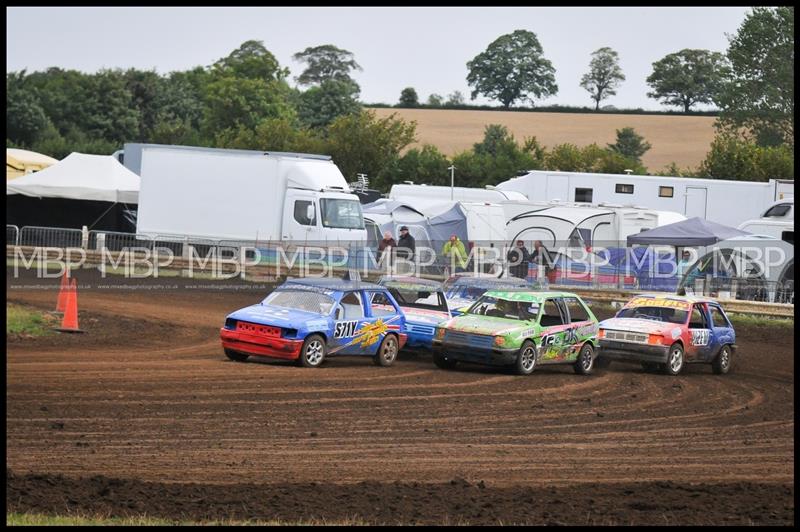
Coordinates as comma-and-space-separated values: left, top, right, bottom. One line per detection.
6, 269, 795, 524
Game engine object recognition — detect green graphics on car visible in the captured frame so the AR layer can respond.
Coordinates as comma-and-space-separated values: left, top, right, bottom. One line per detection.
431, 290, 600, 376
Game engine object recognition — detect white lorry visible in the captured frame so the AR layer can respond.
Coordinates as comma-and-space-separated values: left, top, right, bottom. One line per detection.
737, 198, 794, 245
123, 143, 367, 244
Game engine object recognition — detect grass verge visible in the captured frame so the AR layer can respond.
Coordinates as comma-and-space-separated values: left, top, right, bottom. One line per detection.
6, 303, 56, 337
6, 512, 368, 526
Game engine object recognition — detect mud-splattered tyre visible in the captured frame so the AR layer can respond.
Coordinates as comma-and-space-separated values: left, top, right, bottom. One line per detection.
299, 334, 326, 368
573, 343, 595, 375
373, 334, 399, 367
712, 344, 733, 375
514, 340, 537, 376
224, 348, 249, 362
433, 351, 458, 370
663, 343, 684, 376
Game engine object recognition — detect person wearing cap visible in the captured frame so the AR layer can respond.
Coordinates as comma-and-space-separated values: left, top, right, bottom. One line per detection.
442, 234, 468, 272
397, 226, 416, 261
507, 239, 531, 279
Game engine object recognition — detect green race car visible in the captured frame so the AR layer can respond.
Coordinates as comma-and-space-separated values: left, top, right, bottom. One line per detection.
431, 290, 600, 375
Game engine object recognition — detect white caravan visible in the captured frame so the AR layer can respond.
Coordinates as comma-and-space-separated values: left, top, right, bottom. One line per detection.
389, 183, 527, 210
496, 170, 794, 228
125, 144, 367, 244
737, 198, 794, 245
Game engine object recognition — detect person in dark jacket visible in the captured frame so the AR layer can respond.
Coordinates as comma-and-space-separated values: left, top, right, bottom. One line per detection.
507, 239, 531, 279
397, 226, 416, 261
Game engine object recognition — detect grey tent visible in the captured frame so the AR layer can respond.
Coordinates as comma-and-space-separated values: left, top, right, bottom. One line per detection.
627, 217, 751, 246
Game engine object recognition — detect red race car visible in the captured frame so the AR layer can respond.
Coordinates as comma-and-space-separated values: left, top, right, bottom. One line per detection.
597, 294, 736, 375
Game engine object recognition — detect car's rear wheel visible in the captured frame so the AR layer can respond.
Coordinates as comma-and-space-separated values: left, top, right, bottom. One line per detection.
514, 340, 537, 376
712, 344, 733, 375
573, 343, 595, 375
299, 334, 326, 368
663, 343, 684, 376
432, 351, 458, 370
373, 334, 399, 367
224, 348, 249, 362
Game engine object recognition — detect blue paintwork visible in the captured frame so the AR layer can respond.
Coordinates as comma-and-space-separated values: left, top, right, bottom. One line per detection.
223, 280, 408, 356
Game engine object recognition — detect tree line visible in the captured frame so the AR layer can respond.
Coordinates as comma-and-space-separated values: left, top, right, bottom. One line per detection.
6, 7, 793, 187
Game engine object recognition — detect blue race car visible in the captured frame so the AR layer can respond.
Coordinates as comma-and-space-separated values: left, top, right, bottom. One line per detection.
375, 275, 453, 352
220, 279, 408, 367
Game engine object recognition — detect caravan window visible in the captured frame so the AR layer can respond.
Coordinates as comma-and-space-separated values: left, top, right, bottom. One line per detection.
659, 186, 674, 198
575, 188, 593, 203
615, 183, 634, 194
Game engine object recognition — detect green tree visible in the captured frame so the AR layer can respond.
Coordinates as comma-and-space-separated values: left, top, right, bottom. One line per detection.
214, 117, 323, 153
426, 93, 444, 107
466, 29, 558, 108
716, 6, 794, 146
322, 109, 417, 186
398, 87, 419, 107
646, 49, 730, 112
445, 90, 465, 107
82, 69, 140, 144
607, 127, 652, 163
122, 69, 163, 140
292, 44, 362, 87
384, 144, 452, 187
451, 124, 541, 187
202, 76, 295, 133
296, 80, 362, 128
212, 40, 288, 81
6, 71, 52, 147
580, 47, 625, 110
696, 135, 793, 181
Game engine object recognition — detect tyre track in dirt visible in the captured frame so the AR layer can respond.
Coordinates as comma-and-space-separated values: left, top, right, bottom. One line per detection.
7, 274, 794, 494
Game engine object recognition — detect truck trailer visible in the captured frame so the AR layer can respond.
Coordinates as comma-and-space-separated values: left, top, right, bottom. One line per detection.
123, 143, 367, 244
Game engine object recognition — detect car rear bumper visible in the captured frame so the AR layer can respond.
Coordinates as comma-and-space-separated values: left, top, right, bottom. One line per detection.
599, 339, 670, 363
432, 341, 518, 366
220, 328, 304, 360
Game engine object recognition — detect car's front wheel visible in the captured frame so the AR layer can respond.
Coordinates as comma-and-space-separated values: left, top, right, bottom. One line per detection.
373, 334, 399, 367
224, 348, 249, 362
712, 344, 733, 375
573, 343, 595, 375
299, 334, 326, 368
663, 343, 684, 376
514, 340, 538, 376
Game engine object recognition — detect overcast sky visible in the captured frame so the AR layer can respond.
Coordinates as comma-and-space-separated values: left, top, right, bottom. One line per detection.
7, 6, 752, 110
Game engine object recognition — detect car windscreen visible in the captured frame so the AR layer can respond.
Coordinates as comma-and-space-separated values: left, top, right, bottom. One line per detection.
320, 198, 365, 229
467, 295, 539, 321
262, 289, 335, 315
616, 306, 688, 324
384, 284, 447, 311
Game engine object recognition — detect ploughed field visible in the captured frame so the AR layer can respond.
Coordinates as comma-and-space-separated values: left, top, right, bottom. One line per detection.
6, 269, 794, 525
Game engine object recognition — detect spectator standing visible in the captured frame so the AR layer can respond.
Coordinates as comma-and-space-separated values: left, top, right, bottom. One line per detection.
507, 240, 531, 279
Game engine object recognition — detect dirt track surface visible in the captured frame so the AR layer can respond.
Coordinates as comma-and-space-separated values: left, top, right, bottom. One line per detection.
6, 270, 795, 524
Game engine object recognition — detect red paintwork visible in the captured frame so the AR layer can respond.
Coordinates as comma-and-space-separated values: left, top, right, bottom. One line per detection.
220, 327, 303, 360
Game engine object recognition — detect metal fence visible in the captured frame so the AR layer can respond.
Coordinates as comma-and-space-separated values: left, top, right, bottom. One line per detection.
7, 224, 795, 304
6, 225, 19, 246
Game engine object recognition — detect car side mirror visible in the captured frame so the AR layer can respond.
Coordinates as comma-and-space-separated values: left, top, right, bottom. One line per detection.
306, 205, 315, 222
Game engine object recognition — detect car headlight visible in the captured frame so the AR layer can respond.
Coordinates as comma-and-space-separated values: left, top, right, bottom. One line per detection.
647, 334, 663, 345
435, 328, 446, 340
494, 336, 506, 346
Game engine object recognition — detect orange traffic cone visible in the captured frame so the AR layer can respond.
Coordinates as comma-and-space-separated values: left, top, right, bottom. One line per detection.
55, 270, 70, 313
56, 279, 83, 333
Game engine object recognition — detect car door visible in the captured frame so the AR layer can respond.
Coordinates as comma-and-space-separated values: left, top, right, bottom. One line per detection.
707, 304, 735, 361
687, 303, 713, 361
538, 297, 570, 363
562, 296, 594, 362
331, 290, 370, 355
